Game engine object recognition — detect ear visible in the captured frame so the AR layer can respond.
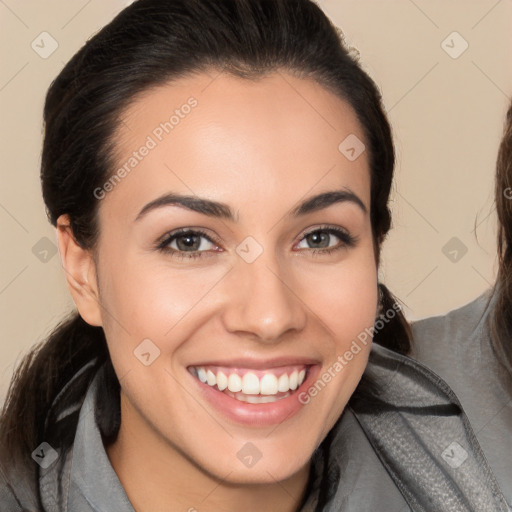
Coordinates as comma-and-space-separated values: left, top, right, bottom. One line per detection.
56, 214, 103, 326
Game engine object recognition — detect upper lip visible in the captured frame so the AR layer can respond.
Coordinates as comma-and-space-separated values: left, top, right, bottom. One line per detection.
187, 356, 320, 369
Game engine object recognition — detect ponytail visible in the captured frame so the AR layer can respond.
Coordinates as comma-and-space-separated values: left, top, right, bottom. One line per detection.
373, 283, 412, 356
0, 313, 113, 499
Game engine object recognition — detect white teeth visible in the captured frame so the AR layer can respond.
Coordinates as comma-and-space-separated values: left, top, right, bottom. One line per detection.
206, 369, 216, 387
224, 390, 290, 403
242, 373, 260, 395
260, 373, 278, 395
216, 371, 228, 391
277, 373, 290, 392
243, 394, 280, 404
194, 366, 308, 396
289, 370, 298, 390
197, 367, 207, 383
227, 373, 242, 393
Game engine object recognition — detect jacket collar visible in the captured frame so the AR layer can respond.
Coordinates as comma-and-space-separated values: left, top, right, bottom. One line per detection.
39, 344, 510, 511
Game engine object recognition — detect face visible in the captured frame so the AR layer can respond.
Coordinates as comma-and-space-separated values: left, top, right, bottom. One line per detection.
88, 71, 378, 484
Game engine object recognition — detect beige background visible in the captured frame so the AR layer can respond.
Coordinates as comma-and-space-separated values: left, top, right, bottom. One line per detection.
1, 0, 511, 404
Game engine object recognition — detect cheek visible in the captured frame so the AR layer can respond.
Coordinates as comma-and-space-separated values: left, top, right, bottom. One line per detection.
291, 283, 377, 450
95, 252, 235, 388
295, 253, 379, 342
293, 250, 378, 410
311, 274, 377, 329
98, 252, 228, 336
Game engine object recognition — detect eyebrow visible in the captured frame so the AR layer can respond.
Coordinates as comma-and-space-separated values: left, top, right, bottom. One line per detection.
135, 189, 367, 222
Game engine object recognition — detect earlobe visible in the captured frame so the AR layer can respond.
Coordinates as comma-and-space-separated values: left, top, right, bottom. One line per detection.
56, 214, 103, 327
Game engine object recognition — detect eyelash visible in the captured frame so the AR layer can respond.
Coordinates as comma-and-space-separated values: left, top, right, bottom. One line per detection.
156, 225, 358, 260
156, 228, 220, 260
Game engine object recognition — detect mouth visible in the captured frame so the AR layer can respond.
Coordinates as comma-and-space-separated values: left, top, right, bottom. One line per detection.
186, 361, 320, 426
189, 364, 309, 404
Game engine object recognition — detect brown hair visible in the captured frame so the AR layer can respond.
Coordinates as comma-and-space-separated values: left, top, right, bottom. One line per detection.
491, 98, 512, 380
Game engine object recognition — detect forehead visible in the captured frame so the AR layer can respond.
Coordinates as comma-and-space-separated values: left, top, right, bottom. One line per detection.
104, 71, 371, 220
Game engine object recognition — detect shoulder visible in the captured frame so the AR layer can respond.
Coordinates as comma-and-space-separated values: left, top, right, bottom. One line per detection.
0, 358, 103, 512
347, 344, 510, 511
0, 462, 40, 512
411, 290, 492, 362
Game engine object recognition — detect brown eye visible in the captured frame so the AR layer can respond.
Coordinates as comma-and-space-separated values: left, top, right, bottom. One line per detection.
157, 229, 220, 259
172, 233, 207, 252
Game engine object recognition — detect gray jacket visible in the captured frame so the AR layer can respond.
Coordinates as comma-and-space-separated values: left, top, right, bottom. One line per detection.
1, 344, 509, 511
411, 290, 512, 507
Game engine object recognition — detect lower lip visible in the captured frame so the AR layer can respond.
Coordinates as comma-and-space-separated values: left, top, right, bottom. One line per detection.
189, 365, 320, 427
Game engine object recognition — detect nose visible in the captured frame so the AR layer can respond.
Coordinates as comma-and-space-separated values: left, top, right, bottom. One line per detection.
220, 255, 307, 343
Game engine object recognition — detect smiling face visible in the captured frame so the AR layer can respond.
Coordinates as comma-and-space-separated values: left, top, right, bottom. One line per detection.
73, 71, 378, 486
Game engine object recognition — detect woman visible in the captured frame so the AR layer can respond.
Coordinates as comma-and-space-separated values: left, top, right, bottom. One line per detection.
412, 100, 512, 505
0, 0, 507, 510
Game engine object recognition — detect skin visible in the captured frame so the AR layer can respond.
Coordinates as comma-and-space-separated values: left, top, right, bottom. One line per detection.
57, 71, 378, 512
